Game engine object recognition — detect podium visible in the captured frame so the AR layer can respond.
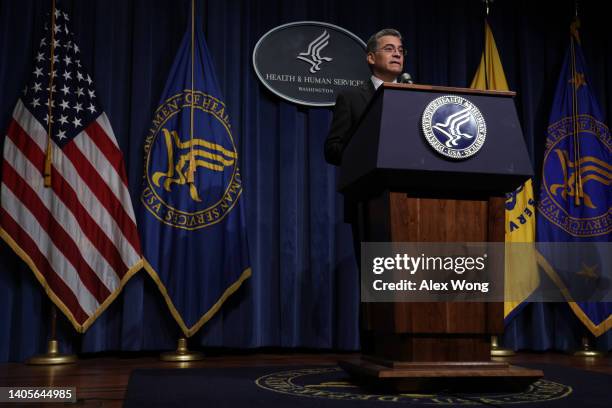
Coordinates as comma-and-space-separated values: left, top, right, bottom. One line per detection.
337, 83, 543, 391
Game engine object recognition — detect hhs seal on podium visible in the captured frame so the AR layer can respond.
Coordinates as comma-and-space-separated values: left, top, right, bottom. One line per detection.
422, 95, 487, 159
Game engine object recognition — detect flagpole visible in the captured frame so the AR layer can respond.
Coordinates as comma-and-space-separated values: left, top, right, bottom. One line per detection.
187, 0, 197, 184
575, 0, 579, 18
569, 20, 584, 206
570, 3, 601, 358
159, 0, 204, 363
26, 305, 77, 365
482, 0, 492, 89
43, 0, 57, 187
478, 0, 515, 358
26, 0, 77, 366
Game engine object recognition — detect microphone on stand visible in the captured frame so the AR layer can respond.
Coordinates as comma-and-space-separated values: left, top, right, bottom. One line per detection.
399, 73, 414, 84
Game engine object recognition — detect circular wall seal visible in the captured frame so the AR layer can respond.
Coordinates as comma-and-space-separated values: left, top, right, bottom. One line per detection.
252, 21, 370, 107
422, 95, 487, 159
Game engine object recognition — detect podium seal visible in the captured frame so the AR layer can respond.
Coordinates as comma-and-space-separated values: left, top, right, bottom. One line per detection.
422, 95, 487, 159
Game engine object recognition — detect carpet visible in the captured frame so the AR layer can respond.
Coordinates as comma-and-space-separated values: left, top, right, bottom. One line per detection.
123, 363, 611, 407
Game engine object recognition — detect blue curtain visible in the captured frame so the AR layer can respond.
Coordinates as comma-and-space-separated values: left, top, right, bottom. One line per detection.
1, 0, 610, 362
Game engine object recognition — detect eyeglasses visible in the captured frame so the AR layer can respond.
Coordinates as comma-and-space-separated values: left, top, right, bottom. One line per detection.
376, 45, 407, 56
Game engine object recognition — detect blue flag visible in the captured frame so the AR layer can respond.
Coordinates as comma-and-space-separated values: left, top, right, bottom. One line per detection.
537, 21, 611, 336
139, 15, 251, 337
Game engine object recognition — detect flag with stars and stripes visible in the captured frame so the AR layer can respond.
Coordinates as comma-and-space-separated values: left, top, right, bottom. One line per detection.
0, 7, 142, 333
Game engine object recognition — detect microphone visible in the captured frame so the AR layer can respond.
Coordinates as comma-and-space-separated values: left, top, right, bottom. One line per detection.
399, 73, 414, 84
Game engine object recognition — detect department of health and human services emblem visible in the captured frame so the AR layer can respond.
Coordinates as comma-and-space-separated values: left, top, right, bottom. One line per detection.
422, 95, 486, 159
538, 115, 611, 237
141, 90, 242, 230
255, 367, 572, 405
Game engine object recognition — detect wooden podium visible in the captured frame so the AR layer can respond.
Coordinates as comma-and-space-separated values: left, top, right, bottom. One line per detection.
337, 83, 543, 391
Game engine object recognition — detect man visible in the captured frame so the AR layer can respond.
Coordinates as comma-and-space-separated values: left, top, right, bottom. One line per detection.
324, 30, 406, 356
324, 28, 406, 165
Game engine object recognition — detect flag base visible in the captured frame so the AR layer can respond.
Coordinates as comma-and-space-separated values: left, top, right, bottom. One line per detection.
573, 336, 603, 357
160, 337, 204, 362
490, 335, 515, 356
26, 340, 77, 365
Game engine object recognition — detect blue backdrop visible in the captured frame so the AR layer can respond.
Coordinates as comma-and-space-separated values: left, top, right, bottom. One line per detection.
1, 0, 611, 361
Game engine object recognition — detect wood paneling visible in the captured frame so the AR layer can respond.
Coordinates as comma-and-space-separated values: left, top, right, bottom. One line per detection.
361, 191, 505, 362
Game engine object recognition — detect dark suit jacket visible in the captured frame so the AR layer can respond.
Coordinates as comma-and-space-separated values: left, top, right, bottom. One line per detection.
324, 80, 376, 166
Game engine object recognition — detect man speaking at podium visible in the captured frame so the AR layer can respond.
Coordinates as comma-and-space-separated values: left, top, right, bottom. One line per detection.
324, 29, 407, 355
324, 28, 406, 165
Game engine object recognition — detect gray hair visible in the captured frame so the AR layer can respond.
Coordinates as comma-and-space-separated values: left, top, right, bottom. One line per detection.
366, 28, 403, 53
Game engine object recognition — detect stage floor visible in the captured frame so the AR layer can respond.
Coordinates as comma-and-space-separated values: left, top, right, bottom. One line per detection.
1, 351, 610, 407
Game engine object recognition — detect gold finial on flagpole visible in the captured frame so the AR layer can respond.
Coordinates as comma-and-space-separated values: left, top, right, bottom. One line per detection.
575, 0, 579, 18
481, 0, 494, 16
570, 0, 581, 43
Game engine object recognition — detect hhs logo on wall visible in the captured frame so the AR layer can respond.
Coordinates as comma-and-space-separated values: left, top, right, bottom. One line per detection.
253, 21, 370, 107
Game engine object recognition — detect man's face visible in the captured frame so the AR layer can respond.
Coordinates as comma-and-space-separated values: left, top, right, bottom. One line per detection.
367, 35, 404, 81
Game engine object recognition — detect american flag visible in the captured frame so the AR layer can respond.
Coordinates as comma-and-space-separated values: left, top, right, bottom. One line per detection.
0, 8, 142, 332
